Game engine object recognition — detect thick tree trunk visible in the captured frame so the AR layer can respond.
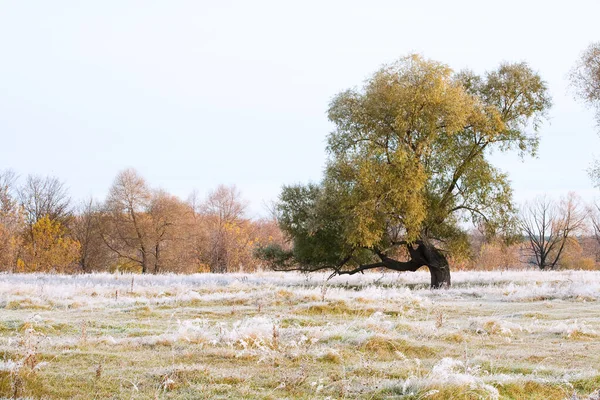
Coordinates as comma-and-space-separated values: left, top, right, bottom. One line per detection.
406, 240, 451, 288
423, 246, 451, 288
331, 239, 451, 289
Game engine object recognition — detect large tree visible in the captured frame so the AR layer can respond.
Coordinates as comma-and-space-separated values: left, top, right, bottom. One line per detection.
571, 42, 600, 128
261, 55, 551, 288
101, 169, 193, 274
570, 42, 600, 185
101, 168, 154, 273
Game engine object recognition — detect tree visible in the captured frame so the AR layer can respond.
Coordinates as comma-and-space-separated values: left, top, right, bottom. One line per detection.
16, 215, 80, 272
101, 169, 194, 273
587, 200, 600, 262
18, 175, 72, 231
0, 170, 23, 271
571, 42, 600, 187
195, 185, 250, 273
571, 42, 600, 127
146, 190, 192, 273
71, 198, 112, 272
260, 55, 551, 288
520, 194, 586, 270
101, 168, 153, 273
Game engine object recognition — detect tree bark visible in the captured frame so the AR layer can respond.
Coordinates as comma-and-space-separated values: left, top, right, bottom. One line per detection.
406, 240, 451, 288
141, 252, 148, 274
336, 240, 452, 289
422, 243, 451, 288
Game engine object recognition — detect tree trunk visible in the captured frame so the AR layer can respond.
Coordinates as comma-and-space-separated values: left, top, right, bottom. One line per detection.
141, 252, 148, 274
419, 241, 450, 288
406, 240, 451, 289
154, 243, 160, 274
332, 239, 451, 289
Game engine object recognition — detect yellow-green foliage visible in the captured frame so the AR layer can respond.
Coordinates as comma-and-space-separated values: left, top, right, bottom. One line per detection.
17, 216, 80, 273
270, 54, 551, 277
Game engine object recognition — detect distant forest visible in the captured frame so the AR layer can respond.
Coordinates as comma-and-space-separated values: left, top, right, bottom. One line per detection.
0, 168, 599, 274
0, 168, 284, 274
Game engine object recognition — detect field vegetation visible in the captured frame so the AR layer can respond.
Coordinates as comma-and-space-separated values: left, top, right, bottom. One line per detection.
1, 270, 599, 399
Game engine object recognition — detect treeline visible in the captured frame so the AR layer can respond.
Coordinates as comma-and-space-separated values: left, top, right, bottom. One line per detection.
0, 168, 284, 273
455, 193, 600, 271
2, 168, 600, 274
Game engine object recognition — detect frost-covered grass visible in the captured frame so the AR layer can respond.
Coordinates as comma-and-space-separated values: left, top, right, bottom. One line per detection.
1, 270, 600, 399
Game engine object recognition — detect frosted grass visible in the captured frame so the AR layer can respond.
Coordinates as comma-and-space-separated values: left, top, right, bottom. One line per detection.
1, 270, 600, 398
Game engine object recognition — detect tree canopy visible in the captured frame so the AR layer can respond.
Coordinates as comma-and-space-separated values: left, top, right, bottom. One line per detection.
261, 54, 551, 288
571, 42, 600, 127
570, 42, 600, 186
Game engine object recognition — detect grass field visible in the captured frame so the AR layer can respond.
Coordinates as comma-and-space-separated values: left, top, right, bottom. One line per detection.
1, 270, 600, 399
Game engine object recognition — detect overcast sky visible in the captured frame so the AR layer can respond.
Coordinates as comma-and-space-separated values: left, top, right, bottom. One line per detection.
0, 1, 599, 217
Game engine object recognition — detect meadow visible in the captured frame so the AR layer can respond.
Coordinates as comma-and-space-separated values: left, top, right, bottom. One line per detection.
1, 270, 599, 399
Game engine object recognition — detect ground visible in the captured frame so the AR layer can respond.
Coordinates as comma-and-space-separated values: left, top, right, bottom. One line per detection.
0, 270, 599, 399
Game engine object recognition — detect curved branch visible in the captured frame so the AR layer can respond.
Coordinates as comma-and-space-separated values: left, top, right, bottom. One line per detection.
329, 261, 387, 279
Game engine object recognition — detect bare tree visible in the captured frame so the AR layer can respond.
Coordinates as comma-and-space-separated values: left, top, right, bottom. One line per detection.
198, 185, 248, 273
18, 175, 71, 230
521, 194, 586, 270
587, 200, 600, 262
72, 198, 113, 272
0, 170, 19, 226
101, 169, 153, 273
203, 185, 247, 224
100, 169, 195, 273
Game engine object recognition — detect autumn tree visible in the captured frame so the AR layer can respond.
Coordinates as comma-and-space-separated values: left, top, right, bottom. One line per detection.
520, 194, 586, 270
260, 55, 551, 288
571, 42, 600, 127
101, 169, 195, 273
571, 42, 600, 187
101, 169, 154, 273
0, 170, 23, 271
18, 175, 72, 232
147, 191, 193, 273
17, 215, 80, 272
571, 42, 600, 189
71, 198, 113, 272
195, 185, 252, 273
468, 226, 522, 271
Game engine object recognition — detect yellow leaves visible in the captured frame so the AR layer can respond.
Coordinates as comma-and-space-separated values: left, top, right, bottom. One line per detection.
336, 142, 427, 247
18, 216, 80, 273
324, 53, 551, 256
196, 211, 283, 273
365, 55, 475, 148
0, 222, 22, 270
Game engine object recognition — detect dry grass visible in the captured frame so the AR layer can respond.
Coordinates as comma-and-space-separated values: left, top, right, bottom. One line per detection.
0, 270, 599, 399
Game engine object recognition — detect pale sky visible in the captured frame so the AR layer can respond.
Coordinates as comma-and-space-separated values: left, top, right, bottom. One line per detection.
0, 1, 599, 217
